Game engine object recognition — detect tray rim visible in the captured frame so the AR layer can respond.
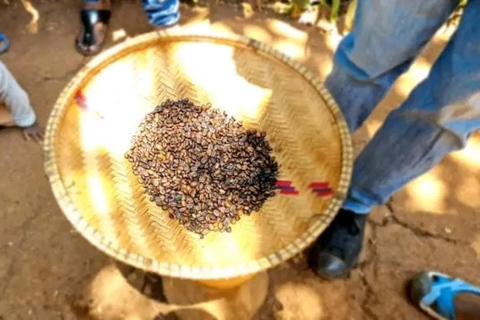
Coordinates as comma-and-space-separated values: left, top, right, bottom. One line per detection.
43, 30, 353, 280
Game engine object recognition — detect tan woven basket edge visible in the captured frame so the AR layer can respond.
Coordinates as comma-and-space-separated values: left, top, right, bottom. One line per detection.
43, 31, 353, 280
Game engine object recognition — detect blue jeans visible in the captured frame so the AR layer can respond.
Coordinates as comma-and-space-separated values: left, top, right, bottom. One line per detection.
141, 0, 179, 27
83, 0, 179, 27
326, 0, 480, 214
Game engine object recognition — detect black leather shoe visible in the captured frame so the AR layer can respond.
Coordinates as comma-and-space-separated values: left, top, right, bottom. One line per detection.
308, 209, 367, 279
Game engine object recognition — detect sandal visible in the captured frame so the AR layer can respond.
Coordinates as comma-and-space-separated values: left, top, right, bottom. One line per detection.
75, 9, 111, 56
0, 32, 9, 55
409, 271, 480, 320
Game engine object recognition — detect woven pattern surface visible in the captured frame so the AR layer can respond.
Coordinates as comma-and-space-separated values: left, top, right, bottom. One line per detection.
44, 32, 352, 279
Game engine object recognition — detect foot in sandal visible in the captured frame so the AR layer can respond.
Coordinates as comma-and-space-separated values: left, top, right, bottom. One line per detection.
409, 271, 480, 320
75, 0, 111, 56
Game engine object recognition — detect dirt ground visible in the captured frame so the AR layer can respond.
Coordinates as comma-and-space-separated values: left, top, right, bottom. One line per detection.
1, 1, 480, 319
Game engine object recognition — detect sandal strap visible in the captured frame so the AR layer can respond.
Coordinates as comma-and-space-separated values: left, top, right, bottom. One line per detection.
80, 9, 111, 26
423, 279, 480, 303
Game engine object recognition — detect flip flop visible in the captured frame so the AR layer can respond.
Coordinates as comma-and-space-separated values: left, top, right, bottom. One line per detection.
75, 9, 111, 56
409, 271, 480, 320
0, 32, 9, 54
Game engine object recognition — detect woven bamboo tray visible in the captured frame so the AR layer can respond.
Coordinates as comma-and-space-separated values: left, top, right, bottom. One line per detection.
44, 31, 352, 280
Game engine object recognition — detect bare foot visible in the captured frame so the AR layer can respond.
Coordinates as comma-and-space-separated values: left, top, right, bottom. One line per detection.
455, 293, 480, 320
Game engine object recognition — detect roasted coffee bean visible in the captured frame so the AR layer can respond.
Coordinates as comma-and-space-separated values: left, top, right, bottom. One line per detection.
126, 99, 278, 237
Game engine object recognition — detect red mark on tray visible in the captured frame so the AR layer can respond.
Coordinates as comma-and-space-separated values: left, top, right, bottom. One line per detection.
276, 180, 299, 195
309, 181, 334, 197
75, 91, 104, 120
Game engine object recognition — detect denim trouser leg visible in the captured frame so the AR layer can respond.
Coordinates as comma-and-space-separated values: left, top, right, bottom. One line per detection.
326, 0, 458, 132
326, 0, 480, 214
142, 0, 180, 27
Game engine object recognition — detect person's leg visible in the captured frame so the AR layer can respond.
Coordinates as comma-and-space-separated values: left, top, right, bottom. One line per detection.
0, 60, 43, 141
0, 60, 36, 128
344, 0, 480, 215
309, 0, 478, 279
325, 0, 458, 132
75, 0, 111, 56
141, 0, 179, 28
0, 35, 17, 126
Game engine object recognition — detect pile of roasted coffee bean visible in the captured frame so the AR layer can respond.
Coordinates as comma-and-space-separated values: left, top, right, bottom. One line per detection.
125, 99, 278, 237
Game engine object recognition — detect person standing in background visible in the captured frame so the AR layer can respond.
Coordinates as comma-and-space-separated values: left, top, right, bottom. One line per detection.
309, 0, 480, 281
